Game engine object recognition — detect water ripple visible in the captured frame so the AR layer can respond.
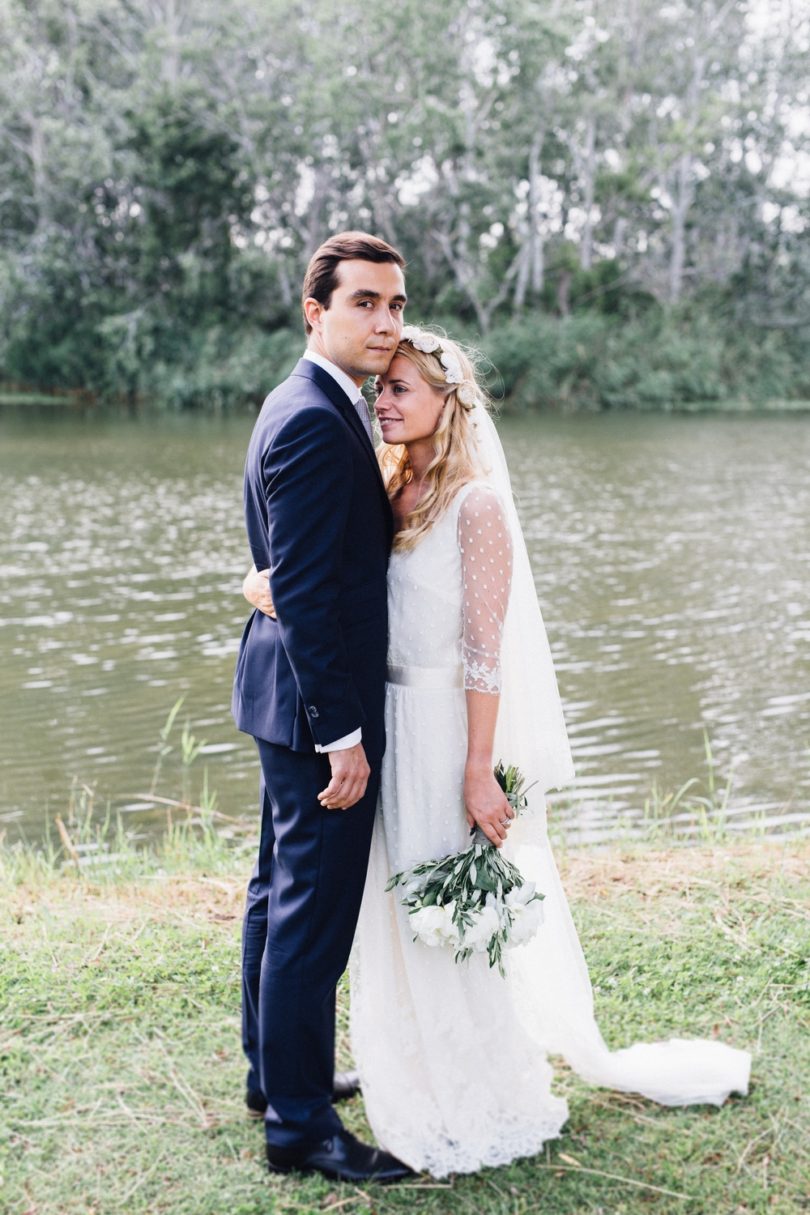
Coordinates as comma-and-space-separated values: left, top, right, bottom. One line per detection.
1, 409, 808, 841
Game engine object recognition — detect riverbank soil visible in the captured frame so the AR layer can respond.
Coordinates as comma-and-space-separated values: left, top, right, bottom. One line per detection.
1, 841, 807, 1214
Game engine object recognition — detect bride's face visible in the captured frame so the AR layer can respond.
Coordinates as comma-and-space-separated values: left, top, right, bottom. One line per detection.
374, 354, 447, 444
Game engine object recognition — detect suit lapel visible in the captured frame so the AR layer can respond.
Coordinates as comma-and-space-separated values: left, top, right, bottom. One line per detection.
291, 360, 393, 523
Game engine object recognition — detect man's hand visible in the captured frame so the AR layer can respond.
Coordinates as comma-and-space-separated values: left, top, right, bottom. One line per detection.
243, 566, 276, 618
318, 742, 371, 810
464, 761, 513, 847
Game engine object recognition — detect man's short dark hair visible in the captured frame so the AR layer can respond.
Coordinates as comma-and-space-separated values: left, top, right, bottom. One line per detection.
301, 231, 405, 334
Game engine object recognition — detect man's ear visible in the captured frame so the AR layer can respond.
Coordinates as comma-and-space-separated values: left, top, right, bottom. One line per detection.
303, 297, 323, 333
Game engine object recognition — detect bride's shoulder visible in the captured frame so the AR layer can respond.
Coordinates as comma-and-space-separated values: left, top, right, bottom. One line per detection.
451, 479, 507, 519
450, 483, 510, 557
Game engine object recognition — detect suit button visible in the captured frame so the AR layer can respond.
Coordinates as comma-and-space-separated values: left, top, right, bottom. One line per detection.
308, 705, 319, 718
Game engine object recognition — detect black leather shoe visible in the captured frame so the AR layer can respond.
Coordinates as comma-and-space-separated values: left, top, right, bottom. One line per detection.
247, 1071, 361, 1118
331, 1069, 361, 1102
245, 1088, 267, 1119
266, 1128, 413, 1183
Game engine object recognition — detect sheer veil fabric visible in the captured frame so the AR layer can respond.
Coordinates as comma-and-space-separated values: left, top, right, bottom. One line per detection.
473, 401, 751, 1105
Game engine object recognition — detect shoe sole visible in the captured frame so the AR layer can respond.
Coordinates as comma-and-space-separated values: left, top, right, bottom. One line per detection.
267, 1161, 411, 1184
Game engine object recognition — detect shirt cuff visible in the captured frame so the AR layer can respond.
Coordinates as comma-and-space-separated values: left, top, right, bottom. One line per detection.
314, 727, 362, 753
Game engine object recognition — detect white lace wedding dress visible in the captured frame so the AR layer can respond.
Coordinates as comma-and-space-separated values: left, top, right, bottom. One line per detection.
350, 480, 751, 1178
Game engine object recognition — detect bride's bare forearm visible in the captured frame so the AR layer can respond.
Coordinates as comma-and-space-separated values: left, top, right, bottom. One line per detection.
464, 689, 500, 770
464, 689, 510, 845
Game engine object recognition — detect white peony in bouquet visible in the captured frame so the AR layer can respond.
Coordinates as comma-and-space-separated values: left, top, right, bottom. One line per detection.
386, 763, 544, 976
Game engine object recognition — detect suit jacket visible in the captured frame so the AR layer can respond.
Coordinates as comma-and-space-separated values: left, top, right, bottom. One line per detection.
232, 358, 394, 760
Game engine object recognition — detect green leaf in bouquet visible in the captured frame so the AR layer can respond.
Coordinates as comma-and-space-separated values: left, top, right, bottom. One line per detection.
493, 759, 538, 818
474, 868, 498, 893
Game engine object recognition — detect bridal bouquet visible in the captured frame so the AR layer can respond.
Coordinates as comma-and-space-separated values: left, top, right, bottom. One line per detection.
386, 763, 544, 977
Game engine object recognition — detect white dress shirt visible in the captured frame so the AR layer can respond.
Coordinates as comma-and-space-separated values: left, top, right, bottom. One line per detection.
301, 349, 367, 753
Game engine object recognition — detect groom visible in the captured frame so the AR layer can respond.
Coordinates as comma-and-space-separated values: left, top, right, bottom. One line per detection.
232, 232, 411, 1183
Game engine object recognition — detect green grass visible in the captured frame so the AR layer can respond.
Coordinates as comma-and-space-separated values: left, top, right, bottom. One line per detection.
1, 833, 807, 1215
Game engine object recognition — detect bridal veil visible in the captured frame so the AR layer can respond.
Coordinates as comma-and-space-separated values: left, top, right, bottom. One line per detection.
472, 403, 751, 1106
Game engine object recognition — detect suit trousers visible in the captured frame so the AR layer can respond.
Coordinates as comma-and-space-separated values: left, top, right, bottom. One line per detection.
241, 737, 379, 1146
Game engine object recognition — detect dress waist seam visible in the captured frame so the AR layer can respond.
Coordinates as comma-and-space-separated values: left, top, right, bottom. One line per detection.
386, 663, 464, 690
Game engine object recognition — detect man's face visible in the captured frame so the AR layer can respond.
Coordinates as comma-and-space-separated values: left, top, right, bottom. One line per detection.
305, 259, 407, 386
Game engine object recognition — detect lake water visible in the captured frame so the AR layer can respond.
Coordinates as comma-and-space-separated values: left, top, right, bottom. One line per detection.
1, 406, 808, 844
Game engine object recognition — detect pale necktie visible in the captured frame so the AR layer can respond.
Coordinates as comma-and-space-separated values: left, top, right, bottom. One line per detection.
354, 394, 374, 444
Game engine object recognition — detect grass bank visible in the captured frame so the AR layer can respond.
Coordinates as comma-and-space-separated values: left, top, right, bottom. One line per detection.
1, 836, 807, 1215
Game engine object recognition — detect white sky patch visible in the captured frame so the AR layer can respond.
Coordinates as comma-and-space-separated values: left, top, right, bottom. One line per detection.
565, 205, 603, 244
515, 173, 566, 234
480, 221, 504, 250
397, 155, 439, 206
294, 163, 315, 217
770, 148, 810, 195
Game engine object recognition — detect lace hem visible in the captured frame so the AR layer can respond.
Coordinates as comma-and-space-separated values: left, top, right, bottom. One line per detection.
463, 656, 501, 694
372, 1106, 569, 1177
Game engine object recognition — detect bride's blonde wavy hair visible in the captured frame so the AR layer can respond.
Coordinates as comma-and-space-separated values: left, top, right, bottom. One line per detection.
378, 330, 490, 552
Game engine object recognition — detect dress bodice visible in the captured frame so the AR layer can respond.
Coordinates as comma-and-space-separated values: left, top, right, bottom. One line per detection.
386, 481, 513, 692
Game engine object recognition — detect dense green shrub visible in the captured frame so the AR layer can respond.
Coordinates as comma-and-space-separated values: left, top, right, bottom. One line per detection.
483, 308, 808, 413
484, 314, 611, 411
135, 325, 303, 411
2, 272, 807, 412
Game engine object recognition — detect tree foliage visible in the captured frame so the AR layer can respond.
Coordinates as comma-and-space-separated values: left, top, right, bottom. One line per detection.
0, 0, 807, 408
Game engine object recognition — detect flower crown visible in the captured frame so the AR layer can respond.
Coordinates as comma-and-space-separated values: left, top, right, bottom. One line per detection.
400, 325, 478, 409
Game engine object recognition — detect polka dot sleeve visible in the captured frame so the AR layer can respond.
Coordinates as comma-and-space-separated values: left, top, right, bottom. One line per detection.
457, 484, 513, 694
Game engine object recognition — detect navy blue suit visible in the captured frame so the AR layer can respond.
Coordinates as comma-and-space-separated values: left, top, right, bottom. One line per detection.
233, 358, 393, 1146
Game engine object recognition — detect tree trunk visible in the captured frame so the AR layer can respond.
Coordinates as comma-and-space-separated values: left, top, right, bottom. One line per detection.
668, 152, 693, 303
28, 117, 48, 229
557, 268, 572, 317
528, 133, 545, 297
580, 114, 596, 271
513, 243, 529, 314
612, 216, 627, 261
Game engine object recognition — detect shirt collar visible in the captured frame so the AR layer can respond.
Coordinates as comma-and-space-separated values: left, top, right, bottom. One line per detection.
302, 350, 362, 404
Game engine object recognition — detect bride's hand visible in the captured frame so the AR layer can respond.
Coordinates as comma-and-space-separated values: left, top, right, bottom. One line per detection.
243, 566, 276, 618
463, 761, 513, 848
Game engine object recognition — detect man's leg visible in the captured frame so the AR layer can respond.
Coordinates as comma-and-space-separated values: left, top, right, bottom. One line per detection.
241, 771, 274, 1103
255, 739, 378, 1148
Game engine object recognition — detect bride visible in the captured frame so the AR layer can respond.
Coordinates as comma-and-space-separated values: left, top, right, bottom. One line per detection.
243, 326, 751, 1177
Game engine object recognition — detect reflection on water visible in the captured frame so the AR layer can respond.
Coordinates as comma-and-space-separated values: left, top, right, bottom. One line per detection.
508, 414, 810, 839
1, 406, 808, 843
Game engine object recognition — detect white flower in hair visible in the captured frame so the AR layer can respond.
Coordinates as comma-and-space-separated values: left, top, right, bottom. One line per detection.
439, 348, 463, 384
402, 325, 441, 354
402, 325, 474, 398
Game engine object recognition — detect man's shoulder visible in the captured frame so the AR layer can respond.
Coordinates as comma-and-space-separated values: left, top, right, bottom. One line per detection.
260, 361, 324, 413
251, 373, 348, 458
256, 365, 337, 427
